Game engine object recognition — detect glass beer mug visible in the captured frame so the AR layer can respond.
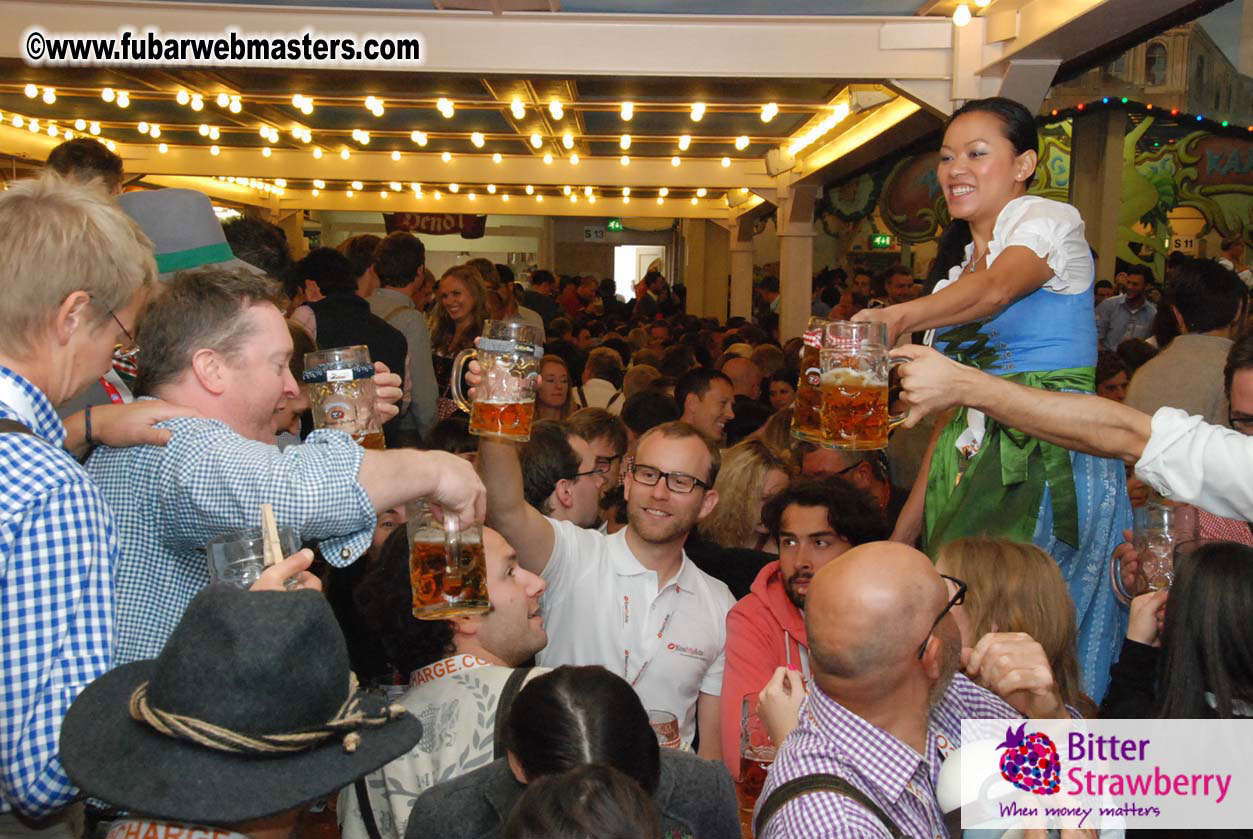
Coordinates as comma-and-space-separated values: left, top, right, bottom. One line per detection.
451, 320, 544, 441
790, 316, 829, 444
302, 345, 385, 449
818, 321, 907, 450
407, 502, 489, 620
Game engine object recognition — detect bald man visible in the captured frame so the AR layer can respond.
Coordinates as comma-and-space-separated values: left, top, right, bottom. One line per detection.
721, 356, 763, 401
754, 542, 1071, 839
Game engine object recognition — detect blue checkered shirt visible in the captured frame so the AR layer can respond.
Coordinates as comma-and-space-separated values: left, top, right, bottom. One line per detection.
85, 415, 375, 666
756, 674, 1020, 839
0, 367, 117, 817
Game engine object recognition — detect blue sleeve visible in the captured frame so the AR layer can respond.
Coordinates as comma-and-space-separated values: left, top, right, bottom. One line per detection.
0, 482, 115, 816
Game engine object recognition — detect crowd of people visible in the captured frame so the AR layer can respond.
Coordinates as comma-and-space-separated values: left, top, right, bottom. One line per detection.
4, 94, 1253, 839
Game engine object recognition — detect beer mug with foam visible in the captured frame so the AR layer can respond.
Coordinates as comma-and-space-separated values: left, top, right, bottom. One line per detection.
407, 502, 489, 620
451, 320, 544, 441
818, 321, 907, 450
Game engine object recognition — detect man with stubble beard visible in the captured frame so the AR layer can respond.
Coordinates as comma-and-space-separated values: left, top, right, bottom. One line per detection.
477, 420, 735, 759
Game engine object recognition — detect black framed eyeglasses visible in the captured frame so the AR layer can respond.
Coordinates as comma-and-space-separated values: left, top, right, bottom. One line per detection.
594, 454, 623, 475
109, 309, 138, 355
567, 467, 605, 484
1229, 411, 1253, 435
629, 463, 710, 494
916, 574, 967, 659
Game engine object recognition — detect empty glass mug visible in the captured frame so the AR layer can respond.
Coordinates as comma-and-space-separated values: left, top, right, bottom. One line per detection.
302, 345, 384, 449
206, 527, 301, 589
451, 320, 544, 441
818, 321, 906, 450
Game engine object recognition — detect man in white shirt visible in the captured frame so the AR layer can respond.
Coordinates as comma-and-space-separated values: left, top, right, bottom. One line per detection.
338, 527, 547, 839
519, 420, 605, 529
891, 344, 1253, 521
576, 347, 625, 412
478, 420, 735, 757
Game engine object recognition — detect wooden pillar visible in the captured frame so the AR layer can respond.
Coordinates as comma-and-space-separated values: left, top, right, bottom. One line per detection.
777, 184, 819, 342
729, 215, 754, 321
1070, 109, 1124, 283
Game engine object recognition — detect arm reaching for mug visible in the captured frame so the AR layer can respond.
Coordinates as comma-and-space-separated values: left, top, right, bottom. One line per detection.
890, 345, 1152, 464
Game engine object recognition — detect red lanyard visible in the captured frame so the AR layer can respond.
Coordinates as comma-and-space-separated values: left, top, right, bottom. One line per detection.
622, 586, 679, 687
99, 377, 125, 405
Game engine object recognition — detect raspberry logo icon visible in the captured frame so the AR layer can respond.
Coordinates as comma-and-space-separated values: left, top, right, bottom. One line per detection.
997, 723, 1060, 795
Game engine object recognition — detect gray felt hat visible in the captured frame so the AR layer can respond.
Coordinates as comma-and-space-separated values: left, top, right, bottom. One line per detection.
118, 188, 269, 282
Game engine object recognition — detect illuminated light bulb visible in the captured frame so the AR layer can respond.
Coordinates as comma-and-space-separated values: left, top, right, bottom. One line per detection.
487, 184, 496, 194
24, 83, 38, 98
761, 102, 778, 123
563, 185, 572, 195
313, 179, 325, 189
262, 147, 272, 157
659, 187, 668, 196
149, 124, 160, 138
441, 151, 452, 163
101, 87, 115, 103
721, 156, 731, 167
197, 123, 210, 137
341, 148, 351, 160
510, 98, 526, 119
392, 150, 401, 161
621, 101, 634, 121
735, 135, 749, 150
89, 121, 100, 135
671, 156, 680, 167
622, 187, 630, 196
216, 93, 230, 107
42, 88, 56, 105
291, 94, 303, 108
740, 187, 749, 194
105, 140, 116, 151
588, 194, 596, 204
12, 114, 24, 127
536, 194, 543, 203
313, 147, 323, 159
138, 122, 149, 134
974, 0, 991, 7
657, 197, 664, 205
696, 187, 707, 197
209, 126, 220, 140
380, 191, 388, 198
469, 192, 476, 201
113, 90, 128, 107
584, 186, 593, 197
623, 196, 630, 204
359, 131, 370, 145
275, 178, 286, 188
210, 145, 220, 156
525, 185, 534, 195
259, 125, 270, 138
27, 119, 38, 133
543, 153, 553, 164
65, 130, 75, 141
691, 197, 698, 205
471, 132, 485, 148
229, 96, 241, 114
620, 155, 630, 166
177, 90, 191, 105
570, 153, 580, 165
529, 133, 542, 149
75, 119, 86, 131
346, 190, 354, 197
549, 99, 563, 119
492, 152, 502, 163
448, 183, 459, 193
47, 124, 58, 137
311, 189, 319, 196
436, 98, 454, 118
365, 96, 377, 110
300, 129, 311, 143
619, 134, 631, 150
569, 194, 577, 203
562, 132, 574, 149
301, 100, 313, 115
411, 131, 428, 146
691, 102, 705, 122
678, 134, 691, 151
159, 143, 169, 154
190, 95, 203, 111
346, 180, 361, 191
953, 3, 972, 26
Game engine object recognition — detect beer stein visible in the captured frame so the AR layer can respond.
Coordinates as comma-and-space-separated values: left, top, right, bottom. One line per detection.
737, 693, 776, 815
451, 320, 544, 441
790, 316, 829, 443
302, 345, 384, 449
818, 321, 907, 450
407, 502, 489, 620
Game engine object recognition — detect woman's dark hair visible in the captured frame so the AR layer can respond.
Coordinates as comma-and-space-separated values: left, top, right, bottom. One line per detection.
354, 527, 456, 676
503, 765, 661, 839
1169, 257, 1248, 334
423, 415, 476, 455
929, 96, 1040, 286
1157, 541, 1253, 718
770, 368, 798, 389
1224, 329, 1253, 397
1115, 338, 1159, 374
295, 247, 357, 296
505, 666, 661, 795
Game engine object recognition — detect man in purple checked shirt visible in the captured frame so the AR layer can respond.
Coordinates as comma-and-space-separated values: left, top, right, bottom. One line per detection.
754, 541, 1078, 839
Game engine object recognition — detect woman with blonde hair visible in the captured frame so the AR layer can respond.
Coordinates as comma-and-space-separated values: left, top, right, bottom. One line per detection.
935, 536, 1097, 717
536, 354, 577, 421
698, 439, 792, 554
429, 264, 489, 419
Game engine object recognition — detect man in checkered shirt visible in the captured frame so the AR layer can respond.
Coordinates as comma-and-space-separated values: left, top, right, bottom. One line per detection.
0, 176, 155, 832
755, 542, 1075, 839
86, 267, 486, 668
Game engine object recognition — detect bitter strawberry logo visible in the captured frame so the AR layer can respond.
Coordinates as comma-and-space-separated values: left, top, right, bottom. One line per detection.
997, 722, 1061, 795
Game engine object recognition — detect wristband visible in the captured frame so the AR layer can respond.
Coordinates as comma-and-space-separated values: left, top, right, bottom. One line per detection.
84, 405, 95, 447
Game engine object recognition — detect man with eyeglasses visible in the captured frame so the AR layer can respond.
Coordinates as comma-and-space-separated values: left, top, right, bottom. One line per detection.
477, 419, 736, 758
755, 542, 1073, 839
519, 420, 605, 529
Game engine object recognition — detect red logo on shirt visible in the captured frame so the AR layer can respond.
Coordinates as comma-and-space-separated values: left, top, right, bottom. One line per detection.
667, 641, 706, 659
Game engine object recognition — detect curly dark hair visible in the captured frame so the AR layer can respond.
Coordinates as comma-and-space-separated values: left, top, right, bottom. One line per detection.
354, 527, 456, 676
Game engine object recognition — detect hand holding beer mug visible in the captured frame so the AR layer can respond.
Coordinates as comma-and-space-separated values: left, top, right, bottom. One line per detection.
790, 316, 829, 443
451, 320, 543, 441
1133, 503, 1198, 591
819, 321, 907, 450
408, 502, 489, 620
737, 693, 777, 820
302, 345, 385, 449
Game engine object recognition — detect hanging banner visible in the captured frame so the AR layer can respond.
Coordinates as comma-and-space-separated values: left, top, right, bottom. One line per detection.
383, 213, 487, 238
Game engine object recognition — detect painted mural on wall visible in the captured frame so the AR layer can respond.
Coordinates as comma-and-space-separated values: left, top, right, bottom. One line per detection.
822, 118, 1253, 282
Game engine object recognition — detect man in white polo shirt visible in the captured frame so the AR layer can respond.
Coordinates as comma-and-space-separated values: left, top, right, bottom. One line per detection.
478, 420, 735, 758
